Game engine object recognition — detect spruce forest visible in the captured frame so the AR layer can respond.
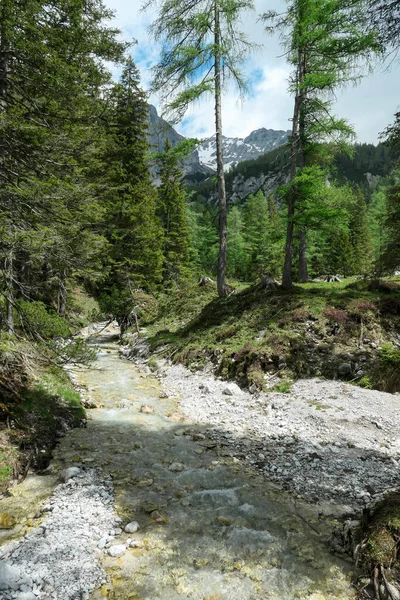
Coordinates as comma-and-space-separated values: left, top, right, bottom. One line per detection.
1, 1, 400, 598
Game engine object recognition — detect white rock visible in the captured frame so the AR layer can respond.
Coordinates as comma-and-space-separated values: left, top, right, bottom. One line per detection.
107, 545, 126, 558
97, 537, 108, 549
222, 387, 234, 396
0, 561, 23, 590
60, 467, 81, 482
124, 522, 140, 534
169, 462, 184, 472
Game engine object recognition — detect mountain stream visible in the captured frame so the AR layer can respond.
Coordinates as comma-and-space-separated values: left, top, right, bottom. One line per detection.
0, 325, 355, 600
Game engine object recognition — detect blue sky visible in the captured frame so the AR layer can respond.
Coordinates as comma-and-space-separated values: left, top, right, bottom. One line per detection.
104, 0, 400, 144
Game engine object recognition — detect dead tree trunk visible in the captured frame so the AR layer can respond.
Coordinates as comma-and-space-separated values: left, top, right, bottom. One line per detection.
5, 248, 14, 334
57, 270, 67, 317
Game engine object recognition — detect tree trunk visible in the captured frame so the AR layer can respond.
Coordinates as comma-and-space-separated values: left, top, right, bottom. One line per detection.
298, 227, 308, 282
214, 4, 228, 298
297, 61, 308, 283
282, 89, 302, 289
57, 270, 67, 317
5, 248, 14, 334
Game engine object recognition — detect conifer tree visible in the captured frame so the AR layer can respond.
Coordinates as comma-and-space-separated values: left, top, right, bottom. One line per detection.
227, 206, 247, 279
0, 0, 125, 329
243, 191, 271, 280
102, 58, 163, 301
349, 187, 374, 275
146, 0, 256, 297
380, 180, 400, 274
263, 0, 377, 288
156, 140, 190, 284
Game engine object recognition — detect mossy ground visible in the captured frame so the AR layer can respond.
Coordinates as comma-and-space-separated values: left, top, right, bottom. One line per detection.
139, 277, 400, 392
0, 341, 85, 494
354, 492, 400, 588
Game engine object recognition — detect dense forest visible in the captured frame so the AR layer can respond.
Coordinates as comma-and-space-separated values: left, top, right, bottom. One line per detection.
1, 0, 399, 346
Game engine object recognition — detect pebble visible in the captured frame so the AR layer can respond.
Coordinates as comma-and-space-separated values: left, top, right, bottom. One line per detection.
107, 545, 126, 558
124, 521, 140, 534
0, 469, 115, 599
60, 467, 81, 482
169, 462, 184, 472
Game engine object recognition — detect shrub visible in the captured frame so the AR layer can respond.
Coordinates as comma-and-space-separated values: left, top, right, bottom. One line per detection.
323, 307, 348, 324
16, 300, 70, 339
54, 338, 96, 364
368, 344, 400, 393
379, 297, 400, 316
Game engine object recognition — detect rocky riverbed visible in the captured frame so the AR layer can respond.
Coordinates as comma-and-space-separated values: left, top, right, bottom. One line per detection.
155, 362, 400, 512
1, 324, 399, 600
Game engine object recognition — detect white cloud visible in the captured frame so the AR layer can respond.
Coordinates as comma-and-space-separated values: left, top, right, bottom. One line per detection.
104, 0, 400, 144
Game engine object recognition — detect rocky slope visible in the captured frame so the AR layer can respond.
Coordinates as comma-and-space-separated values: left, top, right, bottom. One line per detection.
147, 105, 290, 179
198, 128, 290, 172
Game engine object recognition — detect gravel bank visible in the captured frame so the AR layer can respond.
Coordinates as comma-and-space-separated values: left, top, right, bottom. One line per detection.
158, 363, 400, 511
0, 468, 117, 600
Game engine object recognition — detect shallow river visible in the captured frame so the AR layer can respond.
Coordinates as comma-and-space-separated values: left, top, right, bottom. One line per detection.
1, 328, 355, 600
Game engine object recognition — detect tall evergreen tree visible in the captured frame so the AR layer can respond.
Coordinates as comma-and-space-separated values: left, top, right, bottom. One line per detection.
348, 187, 374, 274
380, 180, 400, 274
243, 191, 271, 280
102, 58, 163, 299
227, 206, 247, 279
0, 0, 125, 329
147, 0, 256, 297
156, 140, 190, 284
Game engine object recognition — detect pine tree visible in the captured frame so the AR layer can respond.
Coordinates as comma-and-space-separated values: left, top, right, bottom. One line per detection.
102, 58, 163, 300
349, 187, 374, 274
243, 191, 271, 280
147, 0, 256, 297
0, 0, 125, 328
186, 201, 219, 275
227, 206, 247, 279
380, 180, 400, 274
156, 140, 190, 284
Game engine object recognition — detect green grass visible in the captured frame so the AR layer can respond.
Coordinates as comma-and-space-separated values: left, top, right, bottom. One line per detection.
141, 277, 400, 392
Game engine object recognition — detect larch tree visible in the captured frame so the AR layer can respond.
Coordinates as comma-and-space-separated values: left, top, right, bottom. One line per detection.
263, 0, 377, 288
146, 0, 256, 297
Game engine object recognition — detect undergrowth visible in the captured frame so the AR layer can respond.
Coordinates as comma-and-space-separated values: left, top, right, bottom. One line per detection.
138, 277, 400, 393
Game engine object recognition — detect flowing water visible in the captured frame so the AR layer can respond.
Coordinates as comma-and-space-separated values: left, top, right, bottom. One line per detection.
1, 327, 356, 600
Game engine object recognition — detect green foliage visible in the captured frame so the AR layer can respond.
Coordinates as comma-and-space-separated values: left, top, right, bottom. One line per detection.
101, 59, 163, 294
149, 0, 257, 122
227, 206, 247, 279
186, 201, 219, 275
367, 343, 400, 393
156, 140, 191, 283
380, 180, 400, 274
0, 0, 126, 330
15, 300, 70, 340
274, 380, 293, 393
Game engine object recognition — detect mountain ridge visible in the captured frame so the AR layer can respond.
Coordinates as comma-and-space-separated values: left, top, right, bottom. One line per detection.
146, 105, 290, 177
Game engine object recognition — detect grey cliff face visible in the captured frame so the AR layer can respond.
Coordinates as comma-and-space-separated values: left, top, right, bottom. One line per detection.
146, 105, 289, 178
146, 105, 213, 180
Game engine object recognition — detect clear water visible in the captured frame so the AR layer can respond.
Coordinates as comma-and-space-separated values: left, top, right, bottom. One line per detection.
1, 327, 355, 600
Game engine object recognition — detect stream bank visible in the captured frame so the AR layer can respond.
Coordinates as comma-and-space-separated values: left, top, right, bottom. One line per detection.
2, 322, 398, 599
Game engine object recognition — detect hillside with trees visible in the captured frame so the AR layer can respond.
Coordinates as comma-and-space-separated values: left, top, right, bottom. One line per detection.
0, 1, 400, 596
